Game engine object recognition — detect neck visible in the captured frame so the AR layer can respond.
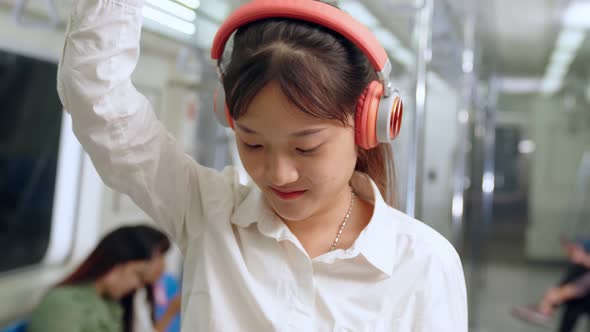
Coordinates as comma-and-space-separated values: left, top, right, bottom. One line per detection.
283, 185, 355, 257
284, 186, 351, 230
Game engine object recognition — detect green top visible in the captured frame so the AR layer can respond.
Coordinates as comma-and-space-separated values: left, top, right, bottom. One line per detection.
28, 284, 123, 332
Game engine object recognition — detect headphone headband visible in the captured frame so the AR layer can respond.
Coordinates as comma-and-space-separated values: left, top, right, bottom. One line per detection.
211, 0, 392, 83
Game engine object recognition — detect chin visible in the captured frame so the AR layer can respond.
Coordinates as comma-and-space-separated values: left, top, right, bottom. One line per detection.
265, 196, 313, 222
274, 208, 310, 222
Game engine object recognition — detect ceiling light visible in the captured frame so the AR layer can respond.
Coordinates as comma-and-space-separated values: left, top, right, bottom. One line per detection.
146, 0, 196, 21
142, 6, 196, 35
563, 1, 590, 29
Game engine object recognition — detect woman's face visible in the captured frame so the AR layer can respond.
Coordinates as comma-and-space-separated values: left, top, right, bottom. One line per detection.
235, 81, 358, 222
102, 260, 149, 299
144, 252, 166, 284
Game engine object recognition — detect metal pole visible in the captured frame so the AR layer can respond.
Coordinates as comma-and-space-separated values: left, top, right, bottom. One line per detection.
451, 0, 476, 250
468, 76, 498, 327
406, 0, 433, 219
481, 78, 498, 239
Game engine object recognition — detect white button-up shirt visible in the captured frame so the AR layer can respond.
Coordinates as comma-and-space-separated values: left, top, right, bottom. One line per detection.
57, 0, 468, 330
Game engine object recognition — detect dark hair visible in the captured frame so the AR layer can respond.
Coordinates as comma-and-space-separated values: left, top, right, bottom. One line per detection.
60, 225, 171, 332
221, 18, 397, 206
120, 225, 170, 332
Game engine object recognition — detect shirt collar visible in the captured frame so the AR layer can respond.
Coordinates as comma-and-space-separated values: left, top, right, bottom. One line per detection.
230, 185, 292, 240
348, 172, 397, 277
230, 172, 398, 276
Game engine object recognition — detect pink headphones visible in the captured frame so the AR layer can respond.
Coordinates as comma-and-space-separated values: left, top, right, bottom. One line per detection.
210, 0, 404, 150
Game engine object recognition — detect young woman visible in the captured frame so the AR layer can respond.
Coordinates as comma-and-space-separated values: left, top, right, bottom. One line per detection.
57, 0, 467, 330
28, 225, 168, 332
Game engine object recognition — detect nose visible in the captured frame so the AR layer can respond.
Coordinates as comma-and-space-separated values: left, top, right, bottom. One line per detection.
266, 152, 298, 187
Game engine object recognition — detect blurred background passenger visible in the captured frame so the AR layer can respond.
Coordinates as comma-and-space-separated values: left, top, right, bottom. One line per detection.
513, 239, 590, 331
28, 225, 171, 332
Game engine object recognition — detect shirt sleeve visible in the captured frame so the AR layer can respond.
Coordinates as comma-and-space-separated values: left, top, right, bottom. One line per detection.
415, 242, 468, 332
57, 0, 236, 251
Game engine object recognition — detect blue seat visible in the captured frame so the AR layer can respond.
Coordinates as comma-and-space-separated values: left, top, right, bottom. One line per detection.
1, 320, 27, 332
154, 274, 181, 332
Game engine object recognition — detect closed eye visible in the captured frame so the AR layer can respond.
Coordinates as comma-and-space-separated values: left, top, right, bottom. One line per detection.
243, 142, 263, 150
296, 145, 321, 155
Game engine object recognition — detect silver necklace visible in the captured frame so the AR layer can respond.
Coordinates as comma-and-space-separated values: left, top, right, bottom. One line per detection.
330, 186, 355, 251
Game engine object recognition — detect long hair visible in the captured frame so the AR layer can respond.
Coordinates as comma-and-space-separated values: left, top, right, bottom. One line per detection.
60, 226, 157, 285
120, 225, 171, 331
60, 225, 170, 332
221, 18, 397, 206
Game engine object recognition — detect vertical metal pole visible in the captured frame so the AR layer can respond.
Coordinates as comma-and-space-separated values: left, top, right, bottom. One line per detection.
468, 76, 498, 327
452, 4, 477, 325
406, 0, 433, 220
481, 78, 497, 238
451, 0, 476, 251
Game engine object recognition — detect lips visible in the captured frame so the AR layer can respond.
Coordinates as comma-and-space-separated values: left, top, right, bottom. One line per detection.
271, 187, 307, 200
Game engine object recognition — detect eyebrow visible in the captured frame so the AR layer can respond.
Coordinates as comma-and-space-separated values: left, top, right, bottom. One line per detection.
236, 124, 326, 137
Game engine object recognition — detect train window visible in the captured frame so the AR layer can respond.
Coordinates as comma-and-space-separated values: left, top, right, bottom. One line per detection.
0, 50, 63, 272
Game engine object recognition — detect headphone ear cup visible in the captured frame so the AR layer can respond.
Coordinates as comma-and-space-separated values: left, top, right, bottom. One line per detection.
355, 90, 368, 149
374, 89, 403, 144
213, 85, 234, 129
355, 81, 382, 150
390, 92, 403, 139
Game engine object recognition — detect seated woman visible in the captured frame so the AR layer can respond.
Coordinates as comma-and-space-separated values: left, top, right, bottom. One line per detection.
28, 225, 170, 332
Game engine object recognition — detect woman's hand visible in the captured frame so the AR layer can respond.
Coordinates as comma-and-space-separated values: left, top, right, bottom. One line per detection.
168, 294, 182, 314
155, 293, 182, 332
564, 242, 590, 267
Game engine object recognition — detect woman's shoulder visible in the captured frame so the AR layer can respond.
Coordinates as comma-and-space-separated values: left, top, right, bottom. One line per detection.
38, 284, 98, 308
30, 284, 124, 332
386, 207, 462, 269
29, 285, 96, 331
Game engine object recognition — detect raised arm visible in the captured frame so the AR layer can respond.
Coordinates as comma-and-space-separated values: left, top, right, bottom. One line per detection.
57, 0, 234, 250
